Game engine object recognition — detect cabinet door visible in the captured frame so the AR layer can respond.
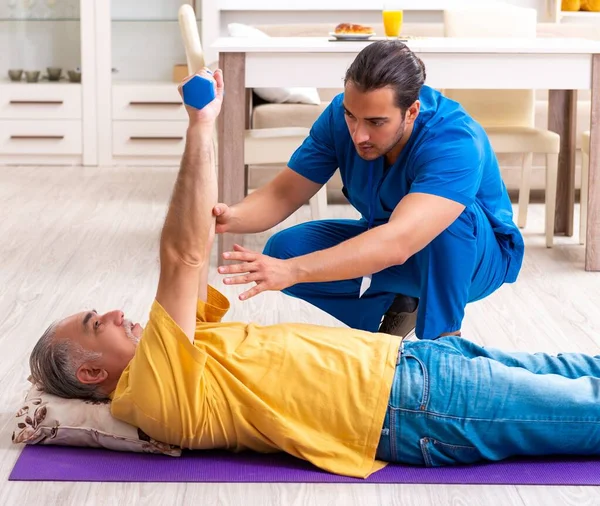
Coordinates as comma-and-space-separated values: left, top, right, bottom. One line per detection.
113, 120, 187, 156
112, 84, 187, 121
0, 120, 82, 155
0, 84, 82, 120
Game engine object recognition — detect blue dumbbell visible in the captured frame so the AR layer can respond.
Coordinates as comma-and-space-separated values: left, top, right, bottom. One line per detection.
182, 73, 216, 110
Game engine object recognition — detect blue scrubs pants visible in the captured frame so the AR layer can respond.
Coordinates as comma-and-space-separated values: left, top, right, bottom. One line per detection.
263, 204, 509, 339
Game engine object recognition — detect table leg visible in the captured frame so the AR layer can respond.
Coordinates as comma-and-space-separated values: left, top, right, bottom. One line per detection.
217, 52, 246, 265
548, 89, 577, 236
585, 54, 600, 271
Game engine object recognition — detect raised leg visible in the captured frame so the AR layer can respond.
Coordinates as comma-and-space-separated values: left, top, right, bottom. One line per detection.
548, 89, 577, 237
586, 54, 600, 271
218, 52, 246, 265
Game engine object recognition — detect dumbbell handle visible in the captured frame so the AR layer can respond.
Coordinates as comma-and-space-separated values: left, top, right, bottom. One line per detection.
179, 5, 204, 74
178, 4, 215, 110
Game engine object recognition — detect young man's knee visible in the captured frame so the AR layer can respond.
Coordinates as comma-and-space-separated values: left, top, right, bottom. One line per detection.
263, 228, 301, 260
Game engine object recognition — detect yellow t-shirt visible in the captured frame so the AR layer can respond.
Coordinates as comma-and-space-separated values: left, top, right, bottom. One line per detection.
110, 286, 400, 478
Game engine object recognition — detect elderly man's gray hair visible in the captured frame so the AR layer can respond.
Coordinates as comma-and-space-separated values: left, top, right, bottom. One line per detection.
29, 321, 107, 401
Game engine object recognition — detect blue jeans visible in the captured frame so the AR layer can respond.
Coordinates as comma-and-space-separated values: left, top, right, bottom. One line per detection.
376, 336, 600, 466
263, 204, 511, 339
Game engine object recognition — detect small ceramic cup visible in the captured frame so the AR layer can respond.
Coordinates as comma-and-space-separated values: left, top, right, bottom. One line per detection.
8, 69, 23, 82
67, 70, 81, 83
25, 71, 40, 83
47, 67, 62, 81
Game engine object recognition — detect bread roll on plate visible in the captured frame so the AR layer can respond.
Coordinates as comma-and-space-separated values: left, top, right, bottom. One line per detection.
330, 23, 375, 40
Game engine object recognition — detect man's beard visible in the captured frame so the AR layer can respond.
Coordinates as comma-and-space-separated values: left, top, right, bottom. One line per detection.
356, 120, 406, 161
123, 318, 140, 345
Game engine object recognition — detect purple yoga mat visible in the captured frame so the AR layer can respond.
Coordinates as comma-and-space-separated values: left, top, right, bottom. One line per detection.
9, 445, 600, 485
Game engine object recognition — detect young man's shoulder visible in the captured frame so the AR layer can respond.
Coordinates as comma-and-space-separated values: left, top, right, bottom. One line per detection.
416, 86, 489, 145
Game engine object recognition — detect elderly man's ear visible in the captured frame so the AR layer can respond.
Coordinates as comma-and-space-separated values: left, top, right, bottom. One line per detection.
77, 364, 108, 385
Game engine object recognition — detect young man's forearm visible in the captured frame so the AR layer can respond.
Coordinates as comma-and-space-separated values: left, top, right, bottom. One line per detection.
289, 223, 408, 284
227, 185, 295, 233
226, 169, 320, 234
160, 123, 217, 267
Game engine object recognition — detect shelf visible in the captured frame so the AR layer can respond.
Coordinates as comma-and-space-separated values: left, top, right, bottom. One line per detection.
0, 17, 200, 22
219, 0, 511, 10
112, 81, 177, 86
0, 79, 81, 86
560, 11, 600, 18
112, 18, 199, 22
0, 18, 80, 22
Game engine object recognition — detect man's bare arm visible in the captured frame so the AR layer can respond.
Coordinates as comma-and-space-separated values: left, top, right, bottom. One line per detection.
215, 168, 323, 234
198, 201, 216, 303
155, 69, 223, 341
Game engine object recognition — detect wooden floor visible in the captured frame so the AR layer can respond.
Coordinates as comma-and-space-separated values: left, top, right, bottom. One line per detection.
1, 164, 600, 505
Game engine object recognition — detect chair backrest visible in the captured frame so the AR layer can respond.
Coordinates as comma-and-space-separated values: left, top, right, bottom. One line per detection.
443, 6, 538, 128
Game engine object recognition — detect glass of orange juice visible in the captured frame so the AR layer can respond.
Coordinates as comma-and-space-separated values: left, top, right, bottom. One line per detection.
382, 2, 403, 39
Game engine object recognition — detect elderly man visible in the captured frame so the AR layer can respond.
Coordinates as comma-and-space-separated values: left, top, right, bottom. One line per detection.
29, 68, 600, 479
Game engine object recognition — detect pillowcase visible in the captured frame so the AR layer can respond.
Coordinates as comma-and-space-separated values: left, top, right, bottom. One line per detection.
12, 382, 181, 457
227, 23, 321, 106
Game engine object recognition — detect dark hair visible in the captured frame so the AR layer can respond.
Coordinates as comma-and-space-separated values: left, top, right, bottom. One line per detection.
344, 40, 426, 111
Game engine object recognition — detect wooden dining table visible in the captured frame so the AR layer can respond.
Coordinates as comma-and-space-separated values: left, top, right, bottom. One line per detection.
211, 36, 600, 270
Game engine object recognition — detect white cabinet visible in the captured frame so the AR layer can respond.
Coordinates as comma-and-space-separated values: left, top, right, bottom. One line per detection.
547, 0, 600, 23
113, 121, 187, 157
0, 120, 82, 156
111, 83, 187, 162
0, 0, 96, 165
0, 83, 82, 120
112, 84, 187, 121
91, 1, 198, 166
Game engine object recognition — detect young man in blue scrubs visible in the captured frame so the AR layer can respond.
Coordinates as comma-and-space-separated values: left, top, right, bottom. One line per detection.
215, 41, 524, 340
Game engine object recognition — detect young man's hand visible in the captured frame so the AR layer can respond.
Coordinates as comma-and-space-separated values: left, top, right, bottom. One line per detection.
178, 68, 224, 127
218, 245, 298, 300
212, 203, 239, 234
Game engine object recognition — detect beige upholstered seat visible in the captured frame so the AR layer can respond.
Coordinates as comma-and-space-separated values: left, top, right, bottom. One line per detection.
581, 131, 590, 245
252, 102, 329, 130
443, 6, 560, 248
244, 127, 327, 220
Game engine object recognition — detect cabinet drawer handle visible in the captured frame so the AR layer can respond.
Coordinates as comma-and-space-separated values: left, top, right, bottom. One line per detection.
10, 135, 65, 140
129, 136, 184, 141
9, 100, 64, 105
129, 101, 182, 106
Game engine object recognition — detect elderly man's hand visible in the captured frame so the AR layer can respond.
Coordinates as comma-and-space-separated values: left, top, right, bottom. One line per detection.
178, 67, 224, 127
218, 245, 298, 300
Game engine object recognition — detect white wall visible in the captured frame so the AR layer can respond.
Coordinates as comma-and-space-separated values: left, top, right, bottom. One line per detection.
496, 0, 551, 21
111, 0, 192, 20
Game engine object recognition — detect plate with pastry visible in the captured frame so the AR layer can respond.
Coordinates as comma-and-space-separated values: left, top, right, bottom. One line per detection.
330, 23, 375, 40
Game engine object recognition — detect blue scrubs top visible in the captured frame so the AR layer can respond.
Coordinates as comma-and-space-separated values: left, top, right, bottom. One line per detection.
288, 85, 524, 283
